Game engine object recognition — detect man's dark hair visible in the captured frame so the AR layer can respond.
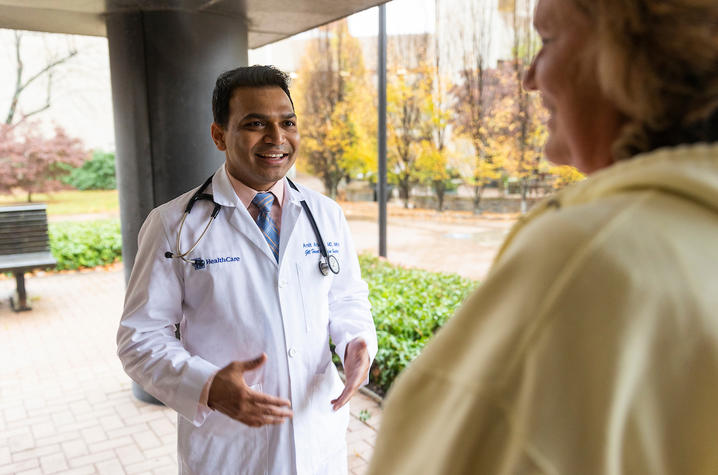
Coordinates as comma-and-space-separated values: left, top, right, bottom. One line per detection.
212, 65, 294, 128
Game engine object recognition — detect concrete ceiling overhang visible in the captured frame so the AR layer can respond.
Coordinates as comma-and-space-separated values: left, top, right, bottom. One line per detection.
0, 0, 387, 48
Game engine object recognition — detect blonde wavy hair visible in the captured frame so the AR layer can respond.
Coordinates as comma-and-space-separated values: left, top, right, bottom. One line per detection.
572, 0, 718, 159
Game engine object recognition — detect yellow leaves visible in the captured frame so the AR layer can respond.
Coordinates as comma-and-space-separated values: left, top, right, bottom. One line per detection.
476, 156, 503, 182
549, 165, 585, 189
293, 7, 580, 202
293, 18, 376, 189
416, 140, 449, 183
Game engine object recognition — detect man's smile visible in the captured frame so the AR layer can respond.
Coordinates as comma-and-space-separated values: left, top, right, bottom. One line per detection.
255, 150, 291, 162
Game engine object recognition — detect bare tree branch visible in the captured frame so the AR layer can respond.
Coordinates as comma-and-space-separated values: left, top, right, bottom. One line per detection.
17, 71, 54, 123
18, 49, 77, 96
4, 30, 78, 125
5, 31, 24, 125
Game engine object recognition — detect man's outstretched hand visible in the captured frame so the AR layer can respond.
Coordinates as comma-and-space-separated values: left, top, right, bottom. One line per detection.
208, 353, 293, 427
331, 338, 370, 411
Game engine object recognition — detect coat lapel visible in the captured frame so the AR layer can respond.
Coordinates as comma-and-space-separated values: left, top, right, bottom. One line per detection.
211, 166, 278, 266
278, 181, 304, 268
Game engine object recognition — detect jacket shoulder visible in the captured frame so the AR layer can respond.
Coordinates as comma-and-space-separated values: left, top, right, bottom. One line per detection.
509, 186, 682, 260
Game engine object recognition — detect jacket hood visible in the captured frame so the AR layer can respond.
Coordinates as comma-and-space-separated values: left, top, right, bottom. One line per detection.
557, 142, 718, 214
495, 143, 718, 264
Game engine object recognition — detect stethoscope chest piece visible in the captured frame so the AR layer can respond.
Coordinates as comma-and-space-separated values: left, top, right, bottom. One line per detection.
319, 254, 340, 276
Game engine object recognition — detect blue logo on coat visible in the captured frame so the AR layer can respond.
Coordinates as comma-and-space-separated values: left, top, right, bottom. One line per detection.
191, 256, 241, 270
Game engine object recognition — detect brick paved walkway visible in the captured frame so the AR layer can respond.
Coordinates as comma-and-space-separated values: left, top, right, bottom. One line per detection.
0, 269, 381, 474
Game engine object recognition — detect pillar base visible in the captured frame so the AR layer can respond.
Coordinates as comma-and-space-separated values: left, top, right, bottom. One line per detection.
132, 382, 164, 405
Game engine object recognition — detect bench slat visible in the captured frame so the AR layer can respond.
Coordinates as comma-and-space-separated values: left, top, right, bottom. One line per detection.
0, 232, 51, 239
0, 247, 51, 255
0, 243, 50, 251
0, 252, 56, 272
0, 205, 53, 263
0, 220, 49, 227
0, 205, 52, 258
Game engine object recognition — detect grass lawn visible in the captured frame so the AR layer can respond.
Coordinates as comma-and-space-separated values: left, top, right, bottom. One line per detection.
0, 189, 119, 216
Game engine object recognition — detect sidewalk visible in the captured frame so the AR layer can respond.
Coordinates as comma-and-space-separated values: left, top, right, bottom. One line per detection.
0, 268, 381, 474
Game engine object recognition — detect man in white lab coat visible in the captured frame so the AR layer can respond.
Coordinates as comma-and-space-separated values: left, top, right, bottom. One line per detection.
117, 65, 377, 475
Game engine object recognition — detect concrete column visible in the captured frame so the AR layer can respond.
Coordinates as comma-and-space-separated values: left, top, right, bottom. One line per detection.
106, 9, 247, 403
106, 9, 248, 284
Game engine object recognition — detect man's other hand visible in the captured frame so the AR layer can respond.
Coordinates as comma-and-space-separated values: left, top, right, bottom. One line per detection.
208, 353, 293, 427
331, 338, 370, 411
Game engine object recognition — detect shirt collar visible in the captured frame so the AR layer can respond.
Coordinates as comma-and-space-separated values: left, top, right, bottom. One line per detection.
223, 164, 285, 209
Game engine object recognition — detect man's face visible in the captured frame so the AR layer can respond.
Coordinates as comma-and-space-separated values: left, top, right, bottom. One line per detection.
211, 86, 299, 190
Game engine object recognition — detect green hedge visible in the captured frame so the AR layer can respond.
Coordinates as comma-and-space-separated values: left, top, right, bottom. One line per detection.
63, 150, 117, 190
46, 221, 476, 395
359, 254, 478, 394
49, 220, 123, 270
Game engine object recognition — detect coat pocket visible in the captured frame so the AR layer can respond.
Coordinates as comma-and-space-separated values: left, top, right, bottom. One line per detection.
295, 262, 332, 334
309, 365, 350, 462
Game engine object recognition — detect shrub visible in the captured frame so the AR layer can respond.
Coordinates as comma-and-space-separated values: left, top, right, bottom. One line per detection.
64, 150, 117, 190
49, 220, 122, 270
359, 254, 478, 394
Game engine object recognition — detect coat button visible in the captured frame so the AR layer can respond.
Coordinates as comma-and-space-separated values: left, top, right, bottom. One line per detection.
288, 348, 297, 358
278, 279, 288, 288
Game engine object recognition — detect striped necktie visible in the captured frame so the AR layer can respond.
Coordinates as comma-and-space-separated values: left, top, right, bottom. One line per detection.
252, 192, 279, 262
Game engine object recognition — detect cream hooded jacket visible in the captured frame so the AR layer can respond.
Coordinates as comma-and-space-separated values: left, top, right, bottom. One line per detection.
368, 144, 718, 475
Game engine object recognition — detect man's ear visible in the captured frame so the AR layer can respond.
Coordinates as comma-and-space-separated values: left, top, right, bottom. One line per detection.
210, 123, 226, 151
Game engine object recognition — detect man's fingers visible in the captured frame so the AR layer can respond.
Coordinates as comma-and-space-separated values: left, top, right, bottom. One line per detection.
254, 402, 294, 418
246, 415, 290, 427
332, 341, 370, 411
238, 353, 267, 372
217, 403, 291, 427
264, 416, 290, 425
248, 389, 292, 408
256, 416, 290, 426
210, 355, 296, 427
243, 404, 292, 427
331, 387, 351, 411
332, 372, 365, 410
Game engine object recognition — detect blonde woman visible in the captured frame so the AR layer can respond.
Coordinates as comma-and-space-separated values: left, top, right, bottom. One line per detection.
368, 0, 718, 473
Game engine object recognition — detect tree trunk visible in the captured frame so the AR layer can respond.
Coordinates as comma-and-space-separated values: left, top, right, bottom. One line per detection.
434, 180, 446, 212
27, 191, 32, 203
472, 183, 484, 214
323, 175, 338, 199
520, 179, 528, 214
399, 181, 410, 208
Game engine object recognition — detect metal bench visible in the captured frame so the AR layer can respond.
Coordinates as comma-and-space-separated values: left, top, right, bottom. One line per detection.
0, 204, 57, 311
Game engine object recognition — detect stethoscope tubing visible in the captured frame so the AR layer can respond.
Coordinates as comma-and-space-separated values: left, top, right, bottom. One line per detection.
166, 175, 339, 275
173, 211, 218, 262
287, 178, 340, 276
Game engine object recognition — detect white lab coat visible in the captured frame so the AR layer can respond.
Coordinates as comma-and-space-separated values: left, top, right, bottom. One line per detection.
117, 166, 377, 475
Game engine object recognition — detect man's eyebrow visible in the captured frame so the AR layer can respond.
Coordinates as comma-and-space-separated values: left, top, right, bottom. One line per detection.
240, 112, 297, 121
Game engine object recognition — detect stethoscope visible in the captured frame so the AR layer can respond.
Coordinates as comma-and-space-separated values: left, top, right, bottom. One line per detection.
164, 175, 340, 276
